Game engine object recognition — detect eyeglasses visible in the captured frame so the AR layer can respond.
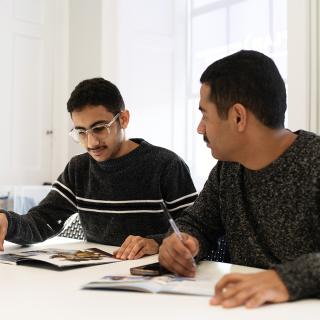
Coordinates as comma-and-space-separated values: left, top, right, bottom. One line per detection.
69, 113, 120, 143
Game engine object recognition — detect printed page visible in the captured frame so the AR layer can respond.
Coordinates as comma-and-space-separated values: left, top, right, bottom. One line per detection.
0, 247, 120, 268
84, 274, 215, 296
159, 276, 215, 296
0, 253, 26, 265
84, 275, 164, 293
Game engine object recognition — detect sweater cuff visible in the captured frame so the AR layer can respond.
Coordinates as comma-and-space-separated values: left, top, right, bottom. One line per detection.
274, 253, 320, 300
146, 234, 165, 245
177, 226, 209, 260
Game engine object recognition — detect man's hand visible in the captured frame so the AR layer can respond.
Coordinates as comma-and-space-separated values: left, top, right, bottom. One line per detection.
113, 235, 159, 260
0, 212, 8, 251
159, 232, 199, 277
210, 270, 289, 308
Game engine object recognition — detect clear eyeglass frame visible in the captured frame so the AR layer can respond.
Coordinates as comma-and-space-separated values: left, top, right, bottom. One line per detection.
69, 113, 120, 143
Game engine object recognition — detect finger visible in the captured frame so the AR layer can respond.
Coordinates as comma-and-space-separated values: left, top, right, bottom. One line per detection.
132, 249, 145, 260
159, 236, 196, 276
129, 240, 152, 259
167, 236, 196, 266
127, 240, 145, 260
159, 248, 194, 276
131, 238, 159, 259
245, 290, 272, 308
115, 237, 131, 258
166, 248, 196, 275
211, 274, 247, 305
159, 244, 174, 270
119, 243, 136, 260
115, 236, 134, 258
215, 273, 246, 295
159, 244, 195, 277
221, 280, 252, 300
220, 285, 257, 308
120, 238, 143, 260
245, 286, 288, 308
210, 282, 238, 305
181, 234, 199, 256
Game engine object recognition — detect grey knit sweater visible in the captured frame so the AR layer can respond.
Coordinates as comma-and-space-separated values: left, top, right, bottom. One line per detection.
176, 130, 320, 301
4, 139, 197, 246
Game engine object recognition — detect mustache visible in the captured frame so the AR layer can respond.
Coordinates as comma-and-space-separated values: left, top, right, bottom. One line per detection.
203, 135, 209, 144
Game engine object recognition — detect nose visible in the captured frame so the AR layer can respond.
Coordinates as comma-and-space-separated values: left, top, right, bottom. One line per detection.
197, 119, 205, 135
86, 131, 100, 148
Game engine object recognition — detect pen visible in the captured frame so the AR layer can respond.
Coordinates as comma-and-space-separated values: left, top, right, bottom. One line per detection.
160, 202, 196, 268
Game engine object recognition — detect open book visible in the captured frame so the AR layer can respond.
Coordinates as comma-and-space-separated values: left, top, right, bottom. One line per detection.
83, 261, 263, 296
0, 247, 120, 269
83, 274, 214, 296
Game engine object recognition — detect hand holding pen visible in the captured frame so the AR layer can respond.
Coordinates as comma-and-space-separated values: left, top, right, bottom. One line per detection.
160, 202, 197, 269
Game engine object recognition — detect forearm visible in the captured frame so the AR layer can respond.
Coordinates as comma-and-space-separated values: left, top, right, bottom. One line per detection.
4, 210, 56, 244
4, 191, 76, 245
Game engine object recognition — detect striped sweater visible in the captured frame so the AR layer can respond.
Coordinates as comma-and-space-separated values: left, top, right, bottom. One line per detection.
4, 139, 197, 246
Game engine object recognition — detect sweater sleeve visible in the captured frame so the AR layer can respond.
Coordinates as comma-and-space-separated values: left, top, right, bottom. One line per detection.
146, 156, 197, 244
274, 158, 320, 301
175, 163, 225, 259
4, 160, 78, 245
274, 253, 320, 300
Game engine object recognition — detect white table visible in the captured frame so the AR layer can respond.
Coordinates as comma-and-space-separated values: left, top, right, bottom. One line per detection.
1, 237, 319, 320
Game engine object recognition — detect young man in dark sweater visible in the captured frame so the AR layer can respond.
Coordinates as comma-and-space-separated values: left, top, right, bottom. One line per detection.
0, 78, 197, 260
159, 50, 320, 307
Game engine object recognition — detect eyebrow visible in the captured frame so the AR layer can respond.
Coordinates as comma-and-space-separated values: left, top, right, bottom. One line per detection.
74, 120, 109, 130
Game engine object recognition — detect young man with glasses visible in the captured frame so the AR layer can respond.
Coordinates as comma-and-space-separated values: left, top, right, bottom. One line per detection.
0, 78, 197, 260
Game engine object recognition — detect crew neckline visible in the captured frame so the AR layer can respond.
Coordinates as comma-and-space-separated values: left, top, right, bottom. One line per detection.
92, 138, 149, 171
243, 130, 308, 176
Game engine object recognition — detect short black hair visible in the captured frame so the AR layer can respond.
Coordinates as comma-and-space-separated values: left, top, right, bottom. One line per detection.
67, 78, 125, 114
200, 50, 286, 129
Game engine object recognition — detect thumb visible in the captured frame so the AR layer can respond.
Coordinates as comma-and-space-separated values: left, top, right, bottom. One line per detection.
181, 233, 199, 256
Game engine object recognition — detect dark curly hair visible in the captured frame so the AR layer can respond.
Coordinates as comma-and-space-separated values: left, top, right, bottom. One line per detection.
67, 78, 125, 115
200, 50, 286, 129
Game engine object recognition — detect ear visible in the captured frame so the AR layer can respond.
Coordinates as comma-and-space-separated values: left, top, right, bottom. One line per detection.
119, 110, 130, 129
230, 103, 247, 132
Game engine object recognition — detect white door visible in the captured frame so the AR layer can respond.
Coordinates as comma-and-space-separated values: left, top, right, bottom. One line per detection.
0, 0, 54, 185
